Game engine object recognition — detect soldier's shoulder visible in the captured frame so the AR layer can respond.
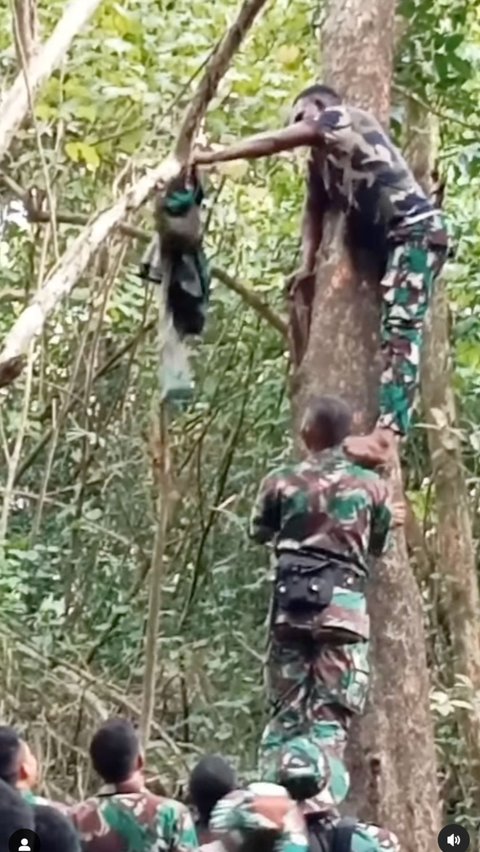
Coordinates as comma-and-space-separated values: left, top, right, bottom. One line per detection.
153, 794, 190, 816
265, 462, 304, 483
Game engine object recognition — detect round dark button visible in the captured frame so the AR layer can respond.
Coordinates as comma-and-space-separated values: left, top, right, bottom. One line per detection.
437, 824, 470, 852
9, 829, 41, 852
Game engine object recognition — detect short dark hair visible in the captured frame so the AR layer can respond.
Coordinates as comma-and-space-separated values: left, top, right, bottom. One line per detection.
0, 778, 34, 840
89, 719, 139, 784
34, 805, 81, 852
0, 726, 22, 786
303, 395, 352, 448
294, 84, 341, 107
189, 755, 237, 824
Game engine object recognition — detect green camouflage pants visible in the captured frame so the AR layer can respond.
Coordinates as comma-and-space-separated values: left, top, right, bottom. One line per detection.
378, 212, 448, 436
259, 589, 369, 808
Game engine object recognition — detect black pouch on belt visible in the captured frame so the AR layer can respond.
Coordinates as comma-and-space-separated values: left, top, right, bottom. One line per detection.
274, 552, 365, 616
274, 556, 334, 615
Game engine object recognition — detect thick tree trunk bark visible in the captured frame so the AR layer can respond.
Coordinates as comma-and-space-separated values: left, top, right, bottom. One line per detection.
414, 105, 480, 808
289, 1, 441, 848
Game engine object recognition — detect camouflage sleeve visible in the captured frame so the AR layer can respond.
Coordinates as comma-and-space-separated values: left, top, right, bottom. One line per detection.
165, 803, 198, 852
368, 484, 393, 558
353, 822, 400, 852
249, 474, 281, 544
314, 105, 354, 152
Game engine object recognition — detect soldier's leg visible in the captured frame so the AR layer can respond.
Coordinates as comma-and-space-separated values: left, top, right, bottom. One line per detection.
305, 637, 370, 806
258, 634, 310, 780
344, 214, 448, 466
377, 220, 448, 437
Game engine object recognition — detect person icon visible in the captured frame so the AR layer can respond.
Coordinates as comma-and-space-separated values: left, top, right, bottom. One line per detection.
18, 840, 31, 852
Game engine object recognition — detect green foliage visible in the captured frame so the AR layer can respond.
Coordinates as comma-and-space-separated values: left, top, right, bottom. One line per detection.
0, 0, 479, 825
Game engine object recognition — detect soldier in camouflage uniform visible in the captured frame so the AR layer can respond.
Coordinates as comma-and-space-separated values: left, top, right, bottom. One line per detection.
271, 736, 400, 852
193, 84, 449, 468
70, 719, 198, 852
248, 397, 400, 808
209, 783, 309, 852
209, 775, 400, 852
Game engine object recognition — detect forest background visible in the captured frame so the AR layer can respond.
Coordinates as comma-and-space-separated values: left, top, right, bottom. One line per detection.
0, 0, 479, 843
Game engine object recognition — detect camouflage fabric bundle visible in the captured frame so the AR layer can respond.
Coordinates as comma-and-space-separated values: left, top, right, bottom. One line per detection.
210, 785, 309, 852
140, 178, 211, 404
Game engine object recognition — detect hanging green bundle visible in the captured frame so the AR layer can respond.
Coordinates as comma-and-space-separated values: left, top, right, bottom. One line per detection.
140, 172, 211, 403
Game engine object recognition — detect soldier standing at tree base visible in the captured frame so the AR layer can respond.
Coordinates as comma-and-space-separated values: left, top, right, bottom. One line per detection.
249, 396, 403, 808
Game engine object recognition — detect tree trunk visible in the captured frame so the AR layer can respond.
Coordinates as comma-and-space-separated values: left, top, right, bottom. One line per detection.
415, 108, 480, 804
289, 1, 441, 848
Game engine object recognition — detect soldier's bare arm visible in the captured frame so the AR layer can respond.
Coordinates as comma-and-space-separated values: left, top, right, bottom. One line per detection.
192, 121, 322, 166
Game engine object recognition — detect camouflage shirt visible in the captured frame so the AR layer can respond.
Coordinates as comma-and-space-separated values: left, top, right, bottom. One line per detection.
70, 786, 198, 852
309, 104, 436, 231
250, 447, 391, 573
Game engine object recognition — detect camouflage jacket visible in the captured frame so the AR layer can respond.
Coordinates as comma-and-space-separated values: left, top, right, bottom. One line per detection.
308, 103, 437, 233
70, 786, 198, 852
250, 447, 392, 574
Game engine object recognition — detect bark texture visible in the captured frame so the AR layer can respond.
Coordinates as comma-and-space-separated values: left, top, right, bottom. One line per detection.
414, 103, 480, 807
290, 1, 441, 848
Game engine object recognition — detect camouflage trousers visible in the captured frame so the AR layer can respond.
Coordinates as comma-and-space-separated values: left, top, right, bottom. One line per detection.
378, 212, 448, 436
259, 590, 370, 809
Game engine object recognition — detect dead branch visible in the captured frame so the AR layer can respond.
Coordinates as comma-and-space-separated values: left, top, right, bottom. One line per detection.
175, 0, 269, 160
25, 211, 287, 335
212, 266, 287, 336
0, 0, 103, 161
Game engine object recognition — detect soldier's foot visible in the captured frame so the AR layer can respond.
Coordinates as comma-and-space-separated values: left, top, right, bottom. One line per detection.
343, 427, 398, 468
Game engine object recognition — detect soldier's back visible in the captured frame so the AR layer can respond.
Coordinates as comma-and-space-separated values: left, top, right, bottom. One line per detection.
273, 447, 387, 571
71, 790, 197, 852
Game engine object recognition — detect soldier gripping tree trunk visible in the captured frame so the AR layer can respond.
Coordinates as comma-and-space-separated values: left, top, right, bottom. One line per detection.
248, 397, 403, 811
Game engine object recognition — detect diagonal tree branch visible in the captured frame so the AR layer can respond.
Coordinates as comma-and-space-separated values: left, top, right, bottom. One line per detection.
0, 0, 103, 162
0, 0, 270, 388
22, 208, 288, 336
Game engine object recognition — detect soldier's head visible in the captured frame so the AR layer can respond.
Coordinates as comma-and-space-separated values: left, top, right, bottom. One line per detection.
0, 725, 39, 791
189, 754, 237, 829
301, 396, 352, 453
273, 737, 328, 803
291, 84, 341, 124
90, 719, 143, 786
0, 778, 35, 840
34, 805, 81, 852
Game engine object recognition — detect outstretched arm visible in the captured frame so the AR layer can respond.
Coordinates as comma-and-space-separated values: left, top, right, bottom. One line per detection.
193, 120, 321, 166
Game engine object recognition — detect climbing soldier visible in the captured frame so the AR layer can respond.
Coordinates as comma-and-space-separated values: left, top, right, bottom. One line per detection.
248, 396, 403, 808
192, 84, 449, 467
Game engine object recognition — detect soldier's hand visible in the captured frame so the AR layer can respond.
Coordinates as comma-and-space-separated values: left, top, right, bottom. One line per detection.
285, 267, 315, 298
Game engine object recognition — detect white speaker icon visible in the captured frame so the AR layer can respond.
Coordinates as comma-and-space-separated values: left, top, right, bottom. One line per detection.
447, 835, 461, 847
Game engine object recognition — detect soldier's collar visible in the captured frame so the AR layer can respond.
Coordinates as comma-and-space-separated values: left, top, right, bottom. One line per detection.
98, 781, 147, 797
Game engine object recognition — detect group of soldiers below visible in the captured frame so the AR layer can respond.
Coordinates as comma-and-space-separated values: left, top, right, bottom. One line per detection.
1, 81, 449, 851
0, 720, 398, 852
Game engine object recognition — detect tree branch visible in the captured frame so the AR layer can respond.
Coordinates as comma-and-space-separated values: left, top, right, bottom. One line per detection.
12, 0, 39, 67
175, 0, 269, 160
0, 0, 270, 388
0, 164, 286, 337
0, 0, 103, 162
211, 266, 287, 337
